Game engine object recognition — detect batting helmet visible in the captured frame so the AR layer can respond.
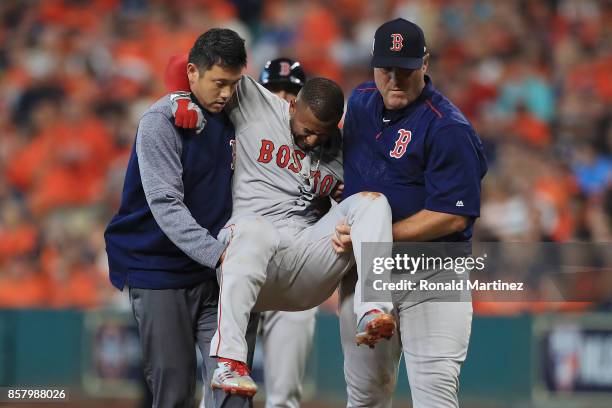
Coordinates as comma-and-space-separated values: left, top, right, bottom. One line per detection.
259, 58, 306, 95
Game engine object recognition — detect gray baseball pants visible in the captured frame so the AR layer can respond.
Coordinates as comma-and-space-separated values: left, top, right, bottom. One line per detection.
260, 308, 317, 408
210, 192, 395, 363
338, 271, 472, 408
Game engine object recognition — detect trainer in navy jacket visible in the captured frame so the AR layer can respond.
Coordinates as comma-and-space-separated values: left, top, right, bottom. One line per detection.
343, 76, 487, 241
104, 95, 234, 290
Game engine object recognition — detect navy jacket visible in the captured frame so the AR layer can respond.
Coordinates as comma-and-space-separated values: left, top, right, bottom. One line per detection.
105, 96, 234, 289
343, 76, 487, 241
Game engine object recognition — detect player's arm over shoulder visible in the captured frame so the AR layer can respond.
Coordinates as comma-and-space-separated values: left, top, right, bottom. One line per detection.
227, 75, 287, 129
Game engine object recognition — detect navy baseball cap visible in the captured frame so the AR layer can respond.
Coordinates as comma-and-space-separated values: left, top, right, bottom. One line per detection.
371, 18, 427, 70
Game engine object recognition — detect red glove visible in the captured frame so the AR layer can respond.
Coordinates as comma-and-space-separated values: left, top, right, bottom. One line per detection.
165, 54, 204, 132
169, 92, 205, 132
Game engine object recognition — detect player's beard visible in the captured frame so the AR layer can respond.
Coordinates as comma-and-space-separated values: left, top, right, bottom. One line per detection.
289, 118, 311, 152
294, 135, 309, 151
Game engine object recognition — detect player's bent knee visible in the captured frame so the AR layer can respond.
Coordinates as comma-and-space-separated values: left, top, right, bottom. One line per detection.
356, 191, 389, 206
356, 191, 391, 216
357, 191, 385, 200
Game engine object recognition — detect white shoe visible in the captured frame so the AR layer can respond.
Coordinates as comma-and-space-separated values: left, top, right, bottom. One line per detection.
211, 359, 257, 397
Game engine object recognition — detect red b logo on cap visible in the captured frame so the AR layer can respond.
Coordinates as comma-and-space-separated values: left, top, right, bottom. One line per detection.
390, 33, 403, 51
279, 61, 291, 76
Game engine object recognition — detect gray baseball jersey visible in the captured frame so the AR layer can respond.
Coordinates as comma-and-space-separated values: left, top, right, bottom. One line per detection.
227, 76, 343, 229
227, 77, 330, 407
209, 76, 394, 365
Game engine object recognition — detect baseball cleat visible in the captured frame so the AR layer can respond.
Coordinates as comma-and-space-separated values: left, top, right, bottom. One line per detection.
356, 309, 396, 348
211, 358, 257, 397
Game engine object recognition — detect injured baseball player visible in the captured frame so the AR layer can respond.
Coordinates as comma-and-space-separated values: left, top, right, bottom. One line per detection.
165, 52, 395, 396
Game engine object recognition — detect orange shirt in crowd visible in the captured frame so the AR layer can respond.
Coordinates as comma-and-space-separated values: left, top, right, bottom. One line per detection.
0, 269, 50, 308
593, 56, 612, 101
41, 247, 104, 309
566, 56, 612, 101
6, 116, 114, 215
141, 23, 200, 84
0, 225, 38, 263
38, 0, 119, 32
48, 266, 104, 309
514, 111, 551, 149
474, 301, 593, 316
295, 4, 342, 82
534, 174, 578, 241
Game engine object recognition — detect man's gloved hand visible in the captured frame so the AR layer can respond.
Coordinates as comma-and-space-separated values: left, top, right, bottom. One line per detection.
165, 54, 204, 133
170, 92, 206, 133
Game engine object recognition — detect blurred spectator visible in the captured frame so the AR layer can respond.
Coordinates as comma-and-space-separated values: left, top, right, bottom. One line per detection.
571, 141, 612, 196
0, 0, 610, 311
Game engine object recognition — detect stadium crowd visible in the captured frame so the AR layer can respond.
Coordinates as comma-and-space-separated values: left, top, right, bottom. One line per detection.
0, 0, 610, 310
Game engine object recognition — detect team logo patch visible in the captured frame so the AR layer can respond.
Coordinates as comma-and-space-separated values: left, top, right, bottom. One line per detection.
390, 33, 404, 51
389, 129, 411, 159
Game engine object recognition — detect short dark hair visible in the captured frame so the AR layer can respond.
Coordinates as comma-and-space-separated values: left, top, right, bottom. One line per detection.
188, 28, 247, 72
299, 77, 344, 125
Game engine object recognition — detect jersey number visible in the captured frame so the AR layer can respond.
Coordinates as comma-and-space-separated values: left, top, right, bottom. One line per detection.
389, 129, 412, 159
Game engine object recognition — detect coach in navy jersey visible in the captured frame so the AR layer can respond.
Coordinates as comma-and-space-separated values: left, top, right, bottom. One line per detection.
339, 18, 487, 408
104, 29, 257, 408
